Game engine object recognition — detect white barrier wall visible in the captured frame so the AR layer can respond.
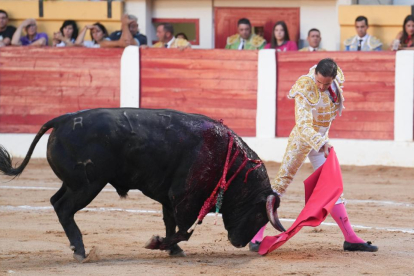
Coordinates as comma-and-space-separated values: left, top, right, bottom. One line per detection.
244, 138, 414, 167
256, 49, 276, 138
0, 134, 50, 159
394, 50, 414, 142
120, 46, 140, 108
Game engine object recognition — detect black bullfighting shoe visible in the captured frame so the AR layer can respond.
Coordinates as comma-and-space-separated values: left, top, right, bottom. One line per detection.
343, 241, 378, 252
249, 241, 261, 252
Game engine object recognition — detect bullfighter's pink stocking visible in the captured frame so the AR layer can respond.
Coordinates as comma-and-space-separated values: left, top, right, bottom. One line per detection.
330, 203, 365, 243
251, 225, 266, 243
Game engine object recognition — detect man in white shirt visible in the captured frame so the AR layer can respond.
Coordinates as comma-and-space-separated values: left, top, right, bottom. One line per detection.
152, 23, 190, 49
299, 28, 326, 52
344, 16, 382, 51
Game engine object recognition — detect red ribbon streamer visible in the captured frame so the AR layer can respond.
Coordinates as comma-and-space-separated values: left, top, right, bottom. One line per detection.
188, 132, 263, 233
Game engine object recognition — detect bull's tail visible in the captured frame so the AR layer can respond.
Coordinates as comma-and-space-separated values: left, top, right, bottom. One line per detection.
0, 117, 61, 178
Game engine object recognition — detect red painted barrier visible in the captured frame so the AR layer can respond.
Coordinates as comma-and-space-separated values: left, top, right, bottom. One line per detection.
0, 48, 397, 141
0, 48, 123, 133
140, 48, 258, 137
276, 52, 395, 140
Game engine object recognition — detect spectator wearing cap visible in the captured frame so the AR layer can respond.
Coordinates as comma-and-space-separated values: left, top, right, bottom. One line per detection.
153, 23, 191, 48
108, 15, 147, 46
344, 16, 382, 51
11, 18, 48, 46
225, 18, 266, 50
299, 28, 325, 52
0, 10, 16, 47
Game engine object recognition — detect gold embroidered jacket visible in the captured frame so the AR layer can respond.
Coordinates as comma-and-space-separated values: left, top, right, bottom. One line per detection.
272, 66, 345, 195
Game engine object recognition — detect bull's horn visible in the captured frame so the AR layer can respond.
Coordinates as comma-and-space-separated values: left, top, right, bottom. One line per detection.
266, 195, 286, 232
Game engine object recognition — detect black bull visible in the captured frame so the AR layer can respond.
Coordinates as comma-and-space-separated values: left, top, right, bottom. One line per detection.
0, 108, 284, 261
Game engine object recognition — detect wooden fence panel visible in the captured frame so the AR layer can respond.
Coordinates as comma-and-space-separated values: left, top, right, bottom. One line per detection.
276, 51, 396, 140
0, 48, 123, 133
140, 48, 258, 137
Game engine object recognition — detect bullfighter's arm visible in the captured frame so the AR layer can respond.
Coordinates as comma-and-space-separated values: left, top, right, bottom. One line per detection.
294, 95, 328, 152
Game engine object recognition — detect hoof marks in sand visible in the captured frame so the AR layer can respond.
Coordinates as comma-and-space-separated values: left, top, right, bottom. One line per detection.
73, 247, 100, 263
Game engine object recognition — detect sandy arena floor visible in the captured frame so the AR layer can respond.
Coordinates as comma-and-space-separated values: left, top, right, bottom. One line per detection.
0, 158, 413, 275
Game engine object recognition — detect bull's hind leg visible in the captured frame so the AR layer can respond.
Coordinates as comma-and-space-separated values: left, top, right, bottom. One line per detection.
50, 185, 67, 206
51, 181, 105, 262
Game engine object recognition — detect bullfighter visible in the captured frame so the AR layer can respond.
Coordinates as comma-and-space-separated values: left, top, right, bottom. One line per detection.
249, 58, 379, 253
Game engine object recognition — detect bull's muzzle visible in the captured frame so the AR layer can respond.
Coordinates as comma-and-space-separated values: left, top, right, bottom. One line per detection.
266, 195, 286, 233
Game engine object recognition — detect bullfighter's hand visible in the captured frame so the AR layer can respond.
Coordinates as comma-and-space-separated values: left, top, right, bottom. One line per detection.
320, 143, 332, 158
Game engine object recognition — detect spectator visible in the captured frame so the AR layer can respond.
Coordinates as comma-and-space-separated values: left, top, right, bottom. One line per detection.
53, 20, 78, 47
344, 16, 382, 51
225, 18, 265, 50
175, 32, 188, 40
391, 15, 414, 50
108, 15, 147, 46
11, 19, 48, 46
75, 22, 109, 48
264, 21, 297, 51
153, 23, 191, 48
0, 10, 16, 47
299, 28, 325, 51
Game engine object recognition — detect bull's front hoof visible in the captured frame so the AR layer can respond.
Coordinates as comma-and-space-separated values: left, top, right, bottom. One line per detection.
168, 250, 186, 257
167, 245, 186, 257
73, 253, 86, 263
144, 235, 163, 250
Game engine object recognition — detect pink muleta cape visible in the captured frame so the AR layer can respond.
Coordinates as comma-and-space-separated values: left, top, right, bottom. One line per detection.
259, 148, 343, 255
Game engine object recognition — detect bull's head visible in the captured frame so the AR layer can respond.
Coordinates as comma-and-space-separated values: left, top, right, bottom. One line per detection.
221, 178, 285, 248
